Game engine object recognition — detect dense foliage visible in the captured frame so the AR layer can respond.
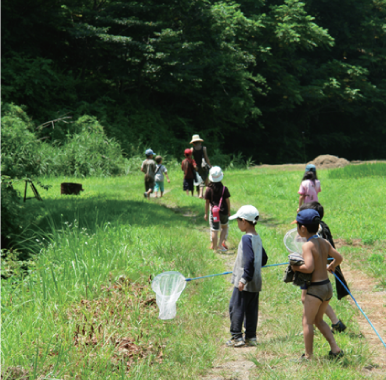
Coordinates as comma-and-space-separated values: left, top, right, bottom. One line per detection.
1, 104, 127, 178
2, 0, 385, 163
1, 104, 127, 250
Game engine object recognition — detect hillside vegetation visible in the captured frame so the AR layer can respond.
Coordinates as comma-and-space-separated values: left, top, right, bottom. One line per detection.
2, 0, 386, 162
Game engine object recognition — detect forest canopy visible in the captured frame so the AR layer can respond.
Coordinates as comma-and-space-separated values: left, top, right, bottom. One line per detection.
2, 0, 386, 163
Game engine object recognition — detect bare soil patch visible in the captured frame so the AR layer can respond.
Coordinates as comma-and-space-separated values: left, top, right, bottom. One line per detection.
335, 240, 386, 370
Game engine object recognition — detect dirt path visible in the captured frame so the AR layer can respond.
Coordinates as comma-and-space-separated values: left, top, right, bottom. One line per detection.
202, 249, 260, 380
334, 242, 386, 372
341, 267, 386, 372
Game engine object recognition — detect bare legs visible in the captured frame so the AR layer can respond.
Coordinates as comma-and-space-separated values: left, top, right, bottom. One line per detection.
210, 225, 228, 250
301, 290, 340, 325
219, 225, 228, 248
325, 304, 339, 325
210, 230, 218, 250
303, 295, 341, 359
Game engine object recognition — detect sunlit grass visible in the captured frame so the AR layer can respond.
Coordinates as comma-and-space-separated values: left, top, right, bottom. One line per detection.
2, 165, 385, 378
327, 163, 386, 179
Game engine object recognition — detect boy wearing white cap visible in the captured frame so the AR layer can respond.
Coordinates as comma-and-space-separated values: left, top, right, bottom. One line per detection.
226, 205, 268, 347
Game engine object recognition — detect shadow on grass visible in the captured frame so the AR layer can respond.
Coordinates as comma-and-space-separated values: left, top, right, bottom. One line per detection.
38, 197, 206, 230
12, 195, 209, 256
259, 216, 282, 228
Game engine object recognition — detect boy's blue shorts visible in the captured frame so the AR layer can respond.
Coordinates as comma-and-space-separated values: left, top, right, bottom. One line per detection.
154, 181, 164, 192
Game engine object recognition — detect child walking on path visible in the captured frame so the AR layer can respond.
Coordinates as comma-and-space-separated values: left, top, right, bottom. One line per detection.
298, 202, 348, 333
141, 149, 156, 199
298, 164, 321, 211
154, 155, 170, 198
226, 205, 268, 347
291, 209, 343, 360
204, 166, 230, 251
181, 149, 197, 196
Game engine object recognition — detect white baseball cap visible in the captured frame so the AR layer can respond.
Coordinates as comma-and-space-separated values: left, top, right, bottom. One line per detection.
229, 205, 259, 222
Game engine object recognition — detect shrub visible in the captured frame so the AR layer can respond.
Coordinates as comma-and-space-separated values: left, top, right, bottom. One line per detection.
1, 103, 42, 178
0, 177, 26, 250
58, 116, 128, 177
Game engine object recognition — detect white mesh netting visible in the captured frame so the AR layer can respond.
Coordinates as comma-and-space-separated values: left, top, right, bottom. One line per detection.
283, 228, 307, 255
151, 271, 186, 320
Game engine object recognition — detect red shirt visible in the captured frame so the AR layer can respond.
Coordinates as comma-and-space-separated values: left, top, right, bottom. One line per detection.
181, 158, 196, 179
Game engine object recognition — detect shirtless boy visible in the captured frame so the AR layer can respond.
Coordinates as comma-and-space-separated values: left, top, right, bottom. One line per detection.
291, 209, 344, 360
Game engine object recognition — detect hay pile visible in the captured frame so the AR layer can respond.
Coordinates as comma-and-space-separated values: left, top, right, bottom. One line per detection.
307, 154, 350, 169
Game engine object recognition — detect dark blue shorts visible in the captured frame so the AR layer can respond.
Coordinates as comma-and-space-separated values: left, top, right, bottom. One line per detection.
183, 178, 194, 191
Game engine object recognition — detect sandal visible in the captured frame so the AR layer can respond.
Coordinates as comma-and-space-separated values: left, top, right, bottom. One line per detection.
329, 350, 344, 359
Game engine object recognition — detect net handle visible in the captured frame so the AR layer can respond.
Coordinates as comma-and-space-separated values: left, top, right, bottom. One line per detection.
184, 259, 333, 281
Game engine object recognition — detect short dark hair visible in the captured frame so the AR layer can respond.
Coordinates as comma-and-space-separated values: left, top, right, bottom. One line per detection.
297, 219, 320, 233
299, 202, 324, 220
238, 215, 259, 225
155, 155, 162, 163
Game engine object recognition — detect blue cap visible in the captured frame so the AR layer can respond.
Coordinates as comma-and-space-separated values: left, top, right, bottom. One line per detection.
296, 209, 320, 225
305, 164, 316, 172
145, 149, 156, 156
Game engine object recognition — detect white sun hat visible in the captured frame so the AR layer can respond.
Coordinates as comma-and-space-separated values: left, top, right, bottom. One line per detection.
209, 166, 223, 182
190, 134, 204, 144
229, 205, 259, 222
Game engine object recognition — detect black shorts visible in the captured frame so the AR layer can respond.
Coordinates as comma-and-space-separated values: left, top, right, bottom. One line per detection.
145, 177, 155, 192
209, 211, 229, 231
183, 178, 194, 191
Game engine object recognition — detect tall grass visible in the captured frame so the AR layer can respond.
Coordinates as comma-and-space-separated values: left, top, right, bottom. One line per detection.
327, 163, 386, 179
2, 176, 228, 379
2, 167, 385, 379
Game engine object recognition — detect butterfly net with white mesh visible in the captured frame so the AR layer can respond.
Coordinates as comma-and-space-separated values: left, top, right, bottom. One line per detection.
283, 228, 307, 255
151, 271, 186, 320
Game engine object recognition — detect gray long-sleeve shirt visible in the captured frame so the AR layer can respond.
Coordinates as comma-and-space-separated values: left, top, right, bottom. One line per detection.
231, 234, 268, 292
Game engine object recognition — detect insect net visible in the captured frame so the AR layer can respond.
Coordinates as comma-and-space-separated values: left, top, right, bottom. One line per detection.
283, 228, 306, 255
151, 271, 186, 320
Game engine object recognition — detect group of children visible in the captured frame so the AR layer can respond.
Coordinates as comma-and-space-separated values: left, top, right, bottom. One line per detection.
141, 149, 170, 199
142, 144, 347, 360
141, 135, 211, 199
225, 164, 346, 361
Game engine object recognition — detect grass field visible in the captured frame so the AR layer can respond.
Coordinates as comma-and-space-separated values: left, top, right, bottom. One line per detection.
2, 164, 386, 379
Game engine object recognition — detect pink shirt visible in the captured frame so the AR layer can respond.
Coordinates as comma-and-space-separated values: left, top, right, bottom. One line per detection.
298, 179, 321, 203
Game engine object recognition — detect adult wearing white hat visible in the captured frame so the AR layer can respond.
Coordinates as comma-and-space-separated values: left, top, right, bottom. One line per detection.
204, 166, 231, 251
190, 134, 211, 198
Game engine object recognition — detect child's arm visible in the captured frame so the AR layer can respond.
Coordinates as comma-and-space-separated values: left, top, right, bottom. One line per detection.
226, 198, 230, 216
298, 194, 306, 211
204, 199, 210, 221
292, 243, 314, 273
326, 244, 343, 273
238, 235, 255, 291
165, 173, 170, 183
